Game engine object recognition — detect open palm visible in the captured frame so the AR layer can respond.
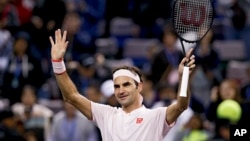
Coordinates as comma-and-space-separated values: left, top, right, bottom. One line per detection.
50, 29, 68, 60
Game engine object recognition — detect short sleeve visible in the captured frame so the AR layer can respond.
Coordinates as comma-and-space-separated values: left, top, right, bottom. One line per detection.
91, 102, 116, 128
153, 107, 175, 137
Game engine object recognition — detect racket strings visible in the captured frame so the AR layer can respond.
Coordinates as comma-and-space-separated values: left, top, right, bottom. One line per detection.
173, 0, 213, 42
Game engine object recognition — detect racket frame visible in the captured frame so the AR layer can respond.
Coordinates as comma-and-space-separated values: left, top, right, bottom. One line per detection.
172, 0, 214, 97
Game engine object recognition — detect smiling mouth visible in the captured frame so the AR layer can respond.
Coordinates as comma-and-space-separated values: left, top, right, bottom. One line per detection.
119, 95, 128, 100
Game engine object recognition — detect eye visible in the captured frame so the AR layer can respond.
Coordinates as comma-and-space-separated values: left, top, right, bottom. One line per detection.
114, 85, 119, 89
123, 82, 131, 87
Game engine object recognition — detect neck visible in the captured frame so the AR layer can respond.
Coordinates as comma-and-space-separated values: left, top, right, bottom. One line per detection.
122, 99, 142, 113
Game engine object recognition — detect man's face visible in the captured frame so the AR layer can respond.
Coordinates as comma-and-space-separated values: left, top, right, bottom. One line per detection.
113, 76, 142, 107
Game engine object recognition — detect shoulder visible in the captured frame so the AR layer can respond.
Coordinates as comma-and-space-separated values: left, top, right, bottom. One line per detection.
152, 106, 167, 112
91, 101, 118, 111
91, 102, 119, 118
141, 106, 167, 116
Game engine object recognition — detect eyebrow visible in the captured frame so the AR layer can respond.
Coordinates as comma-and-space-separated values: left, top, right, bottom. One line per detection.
114, 81, 132, 88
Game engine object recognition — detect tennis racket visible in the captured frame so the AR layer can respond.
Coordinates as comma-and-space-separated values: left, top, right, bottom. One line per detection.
172, 0, 214, 97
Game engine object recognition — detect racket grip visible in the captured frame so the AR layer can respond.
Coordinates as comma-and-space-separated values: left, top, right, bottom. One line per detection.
180, 66, 189, 97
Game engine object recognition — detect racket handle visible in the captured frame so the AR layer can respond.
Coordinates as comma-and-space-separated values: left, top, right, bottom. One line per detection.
180, 66, 189, 97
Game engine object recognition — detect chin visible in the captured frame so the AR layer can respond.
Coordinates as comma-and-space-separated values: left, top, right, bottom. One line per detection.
119, 100, 130, 107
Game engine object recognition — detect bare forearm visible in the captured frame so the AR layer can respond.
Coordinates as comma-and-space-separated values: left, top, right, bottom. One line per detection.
166, 78, 191, 124
176, 86, 190, 111
54, 72, 92, 119
50, 30, 92, 119
166, 48, 195, 124
54, 72, 78, 102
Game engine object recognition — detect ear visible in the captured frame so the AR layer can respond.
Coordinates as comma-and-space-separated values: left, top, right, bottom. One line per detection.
137, 82, 143, 93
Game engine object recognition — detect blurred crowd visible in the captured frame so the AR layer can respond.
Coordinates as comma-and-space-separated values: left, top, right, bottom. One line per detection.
0, 0, 250, 141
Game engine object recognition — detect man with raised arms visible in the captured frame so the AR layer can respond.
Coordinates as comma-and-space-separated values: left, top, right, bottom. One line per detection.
49, 29, 196, 141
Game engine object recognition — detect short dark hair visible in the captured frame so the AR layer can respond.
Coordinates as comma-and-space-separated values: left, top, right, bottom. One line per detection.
112, 65, 143, 85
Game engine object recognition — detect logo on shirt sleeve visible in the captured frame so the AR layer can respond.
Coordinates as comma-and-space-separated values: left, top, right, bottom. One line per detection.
136, 118, 143, 124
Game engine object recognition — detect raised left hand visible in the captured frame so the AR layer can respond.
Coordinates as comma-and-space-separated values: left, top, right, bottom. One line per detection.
178, 48, 196, 75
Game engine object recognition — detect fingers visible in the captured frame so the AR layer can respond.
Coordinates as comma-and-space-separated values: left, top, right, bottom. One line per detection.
187, 55, 195, 67
65, 41, 69, 49
53, 29, 68, 45
187, 55, 196, 72
180, 54, 195, 69
189, 64, 196, 70
58, 29, 62, 41
55, 29, 63, 44
180, 54, 194, 65
62, 30, 67, 42
49, 36, 55, 46
55, 29, 59, 44
186, 48, 194, 58
180, 56, 187, 65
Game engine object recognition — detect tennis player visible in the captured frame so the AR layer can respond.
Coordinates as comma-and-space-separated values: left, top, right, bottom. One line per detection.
49, 29, 196, 141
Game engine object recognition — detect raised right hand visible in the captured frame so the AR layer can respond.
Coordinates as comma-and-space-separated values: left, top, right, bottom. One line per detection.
49, 29, 68, 60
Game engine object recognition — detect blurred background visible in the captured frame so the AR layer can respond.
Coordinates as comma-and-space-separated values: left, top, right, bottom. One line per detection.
0, 0, 250, 140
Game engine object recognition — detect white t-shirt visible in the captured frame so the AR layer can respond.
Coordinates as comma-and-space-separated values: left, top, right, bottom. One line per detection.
91, 102, 174, 141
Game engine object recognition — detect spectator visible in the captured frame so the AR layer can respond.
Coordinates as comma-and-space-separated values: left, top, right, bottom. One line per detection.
218, 0, 250, 61
37, 76, 62, 100
141, 75, 156, 108
141, 44, 161, 76
175, 113, 210, 141
152, 83, 178, 108
85, 84, 103, 104
94, 53, 112, 81
49, 102, 97, 141
210, 119, 230, 141
64, 0, 106, 55
0, 0, 20, 34
12, 85, 53, 121
130, 0, 172, 39
84, 84, 103, 141
70, 55, 101, 94
1, 31, 45, 105
0, 110, 26, 141
206, 79, 250, 139
0, 29, 13, 87
151, 83, 194, 141
61, 11, 83, 61
194, 29, 222, 86
191, 29, 222, 107
12, 85, 54, 141
150, 24, 184, 87
11, 0, 33, 26
24, 0, 67, 59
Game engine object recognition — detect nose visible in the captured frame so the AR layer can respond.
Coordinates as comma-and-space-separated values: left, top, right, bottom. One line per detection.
117, 86, 125, 95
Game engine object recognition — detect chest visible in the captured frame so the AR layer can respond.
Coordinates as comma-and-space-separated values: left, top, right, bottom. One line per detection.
103, 111, 159, 141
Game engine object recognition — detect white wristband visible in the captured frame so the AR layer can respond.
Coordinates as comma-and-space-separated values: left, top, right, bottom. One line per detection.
52, 59, 66, 74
